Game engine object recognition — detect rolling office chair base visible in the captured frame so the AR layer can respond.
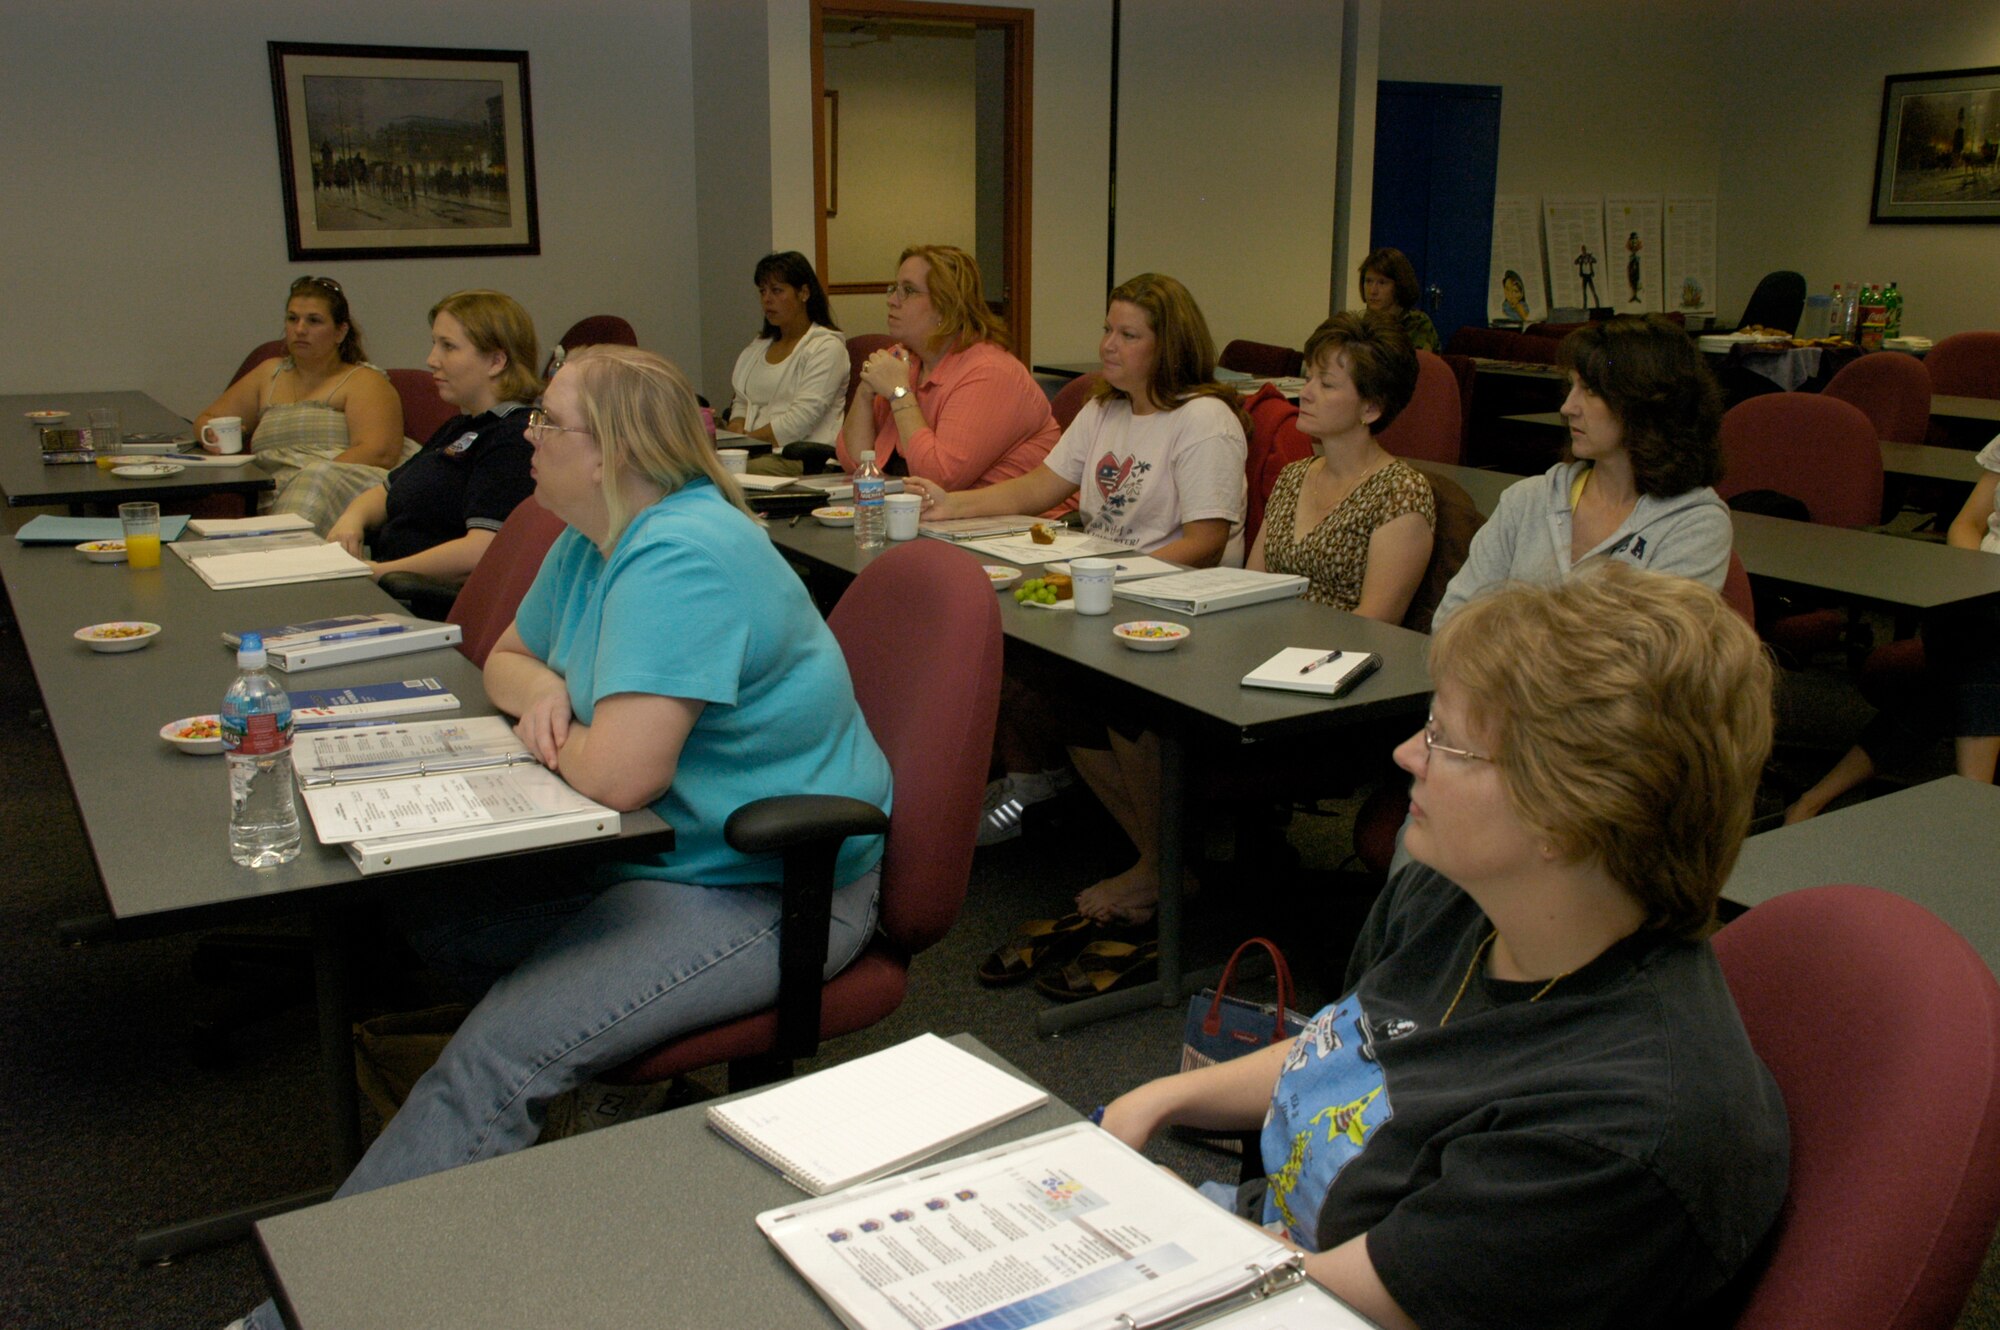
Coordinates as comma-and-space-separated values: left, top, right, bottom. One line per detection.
135, 1185, 336, 1265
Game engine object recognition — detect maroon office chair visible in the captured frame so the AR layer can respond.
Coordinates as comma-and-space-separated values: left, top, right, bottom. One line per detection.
1240, 383, 1314, 552
1437, 352, 1478, 462
1713, 886, 2000, 1329
843, 333, 896, 413
1219, 339, 1305, 379
1402, 465, 1487, 636
1824, 351, 1932, 446
1377, 351, 1464, 465
386, 368, 458, 449
1925, 332, 2000, 445
446, 497, 567, 667
228, 339, 287, 390
543, 315, 639, 378
1050, 372, 1103, 431
605, 540, 1003, 1090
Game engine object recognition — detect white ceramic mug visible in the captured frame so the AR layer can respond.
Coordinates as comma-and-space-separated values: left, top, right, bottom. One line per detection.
718, 447, 749, 474
1071, 557, 1117, 615
885, 492, 923, 540
201, 416, 244, 455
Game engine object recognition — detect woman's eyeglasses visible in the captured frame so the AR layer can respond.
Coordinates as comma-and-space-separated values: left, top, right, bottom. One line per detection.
525, 408, 591, 441
1422, 713, 1491, 765
290, 275, 343, 295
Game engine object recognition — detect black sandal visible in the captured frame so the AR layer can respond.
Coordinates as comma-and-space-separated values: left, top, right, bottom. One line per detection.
974, 912, 1099, 986
1033, 939, 1160, 1001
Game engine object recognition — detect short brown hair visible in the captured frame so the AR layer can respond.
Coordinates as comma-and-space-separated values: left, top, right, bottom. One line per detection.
1558, 315, 1723, 497
562, 346, 753, 552
430, 289, 545, 405
900, 244, 1008, 353
1302, 311, 1419, 434
1090, 272, 1245, 429
1431, 563, 1774, 937
1358, 247, 1421, 311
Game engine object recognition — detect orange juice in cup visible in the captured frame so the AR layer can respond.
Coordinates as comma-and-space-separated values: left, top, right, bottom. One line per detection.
119, 502, 162, 569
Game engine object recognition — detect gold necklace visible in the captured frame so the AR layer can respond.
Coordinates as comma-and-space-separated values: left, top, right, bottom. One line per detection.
1438, 931, 1572, 1026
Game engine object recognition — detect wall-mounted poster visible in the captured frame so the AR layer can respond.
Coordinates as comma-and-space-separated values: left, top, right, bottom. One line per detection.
1603, 197, 1662, 313
1872, 65, 2000, 223
1488, 196, 1546, 325
1663, 196, 1718, 316
1542, 197, 1606, 313
268, 42, 539, 261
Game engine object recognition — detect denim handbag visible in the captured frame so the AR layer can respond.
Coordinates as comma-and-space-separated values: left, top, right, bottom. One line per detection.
1180, 937, 1309, 1073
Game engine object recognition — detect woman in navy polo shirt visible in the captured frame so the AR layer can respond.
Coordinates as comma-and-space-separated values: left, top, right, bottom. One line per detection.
327, 289, 541, 582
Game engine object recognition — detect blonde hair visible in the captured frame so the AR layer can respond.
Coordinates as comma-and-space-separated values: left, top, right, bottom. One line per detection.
561, 346, 753, 552
899, 244, 1009, 353
429, 289, 545, 405
1430, 564, 1774, 937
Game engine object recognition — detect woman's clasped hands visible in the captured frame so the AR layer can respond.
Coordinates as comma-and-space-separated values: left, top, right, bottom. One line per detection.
512, 679, 574, 769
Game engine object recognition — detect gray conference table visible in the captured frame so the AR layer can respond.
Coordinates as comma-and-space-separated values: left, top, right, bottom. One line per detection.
2, 390, 274, 510
1934, 394, 2000, 425
1498, 411, 1984, 486
0, 531, 671, 1259
255, 1034, 1080, 1330
767, 521, 1434, 1035
1420, 460, 2000, 613
1726, 777, 2000, 977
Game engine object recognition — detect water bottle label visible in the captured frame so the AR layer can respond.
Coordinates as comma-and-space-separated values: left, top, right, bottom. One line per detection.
225, 710, 293, 756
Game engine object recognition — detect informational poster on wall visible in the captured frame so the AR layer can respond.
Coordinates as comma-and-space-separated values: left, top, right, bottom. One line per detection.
1542, 197, 1607, 314
1602, 197, 1663, 314
1663, 196, 1718, 317
1488, 196, 1547, 325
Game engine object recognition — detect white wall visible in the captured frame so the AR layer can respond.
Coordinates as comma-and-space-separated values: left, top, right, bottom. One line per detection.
0, 0, 703, 418
694, 1, 777, 407
1115, 0, 1345, 353
1378, 0, 2000, 337
1716, 1, 2000, 341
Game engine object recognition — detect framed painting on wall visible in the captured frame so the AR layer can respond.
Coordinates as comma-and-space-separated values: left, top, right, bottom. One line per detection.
268, 41, 540, 259
1871, 65, 2000, 224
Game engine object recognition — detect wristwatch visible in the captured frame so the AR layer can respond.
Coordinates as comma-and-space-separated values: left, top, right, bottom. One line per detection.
890, 385, 909, 403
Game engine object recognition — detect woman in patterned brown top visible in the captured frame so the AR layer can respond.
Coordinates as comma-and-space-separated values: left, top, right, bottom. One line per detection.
1249, 312, 1434, 619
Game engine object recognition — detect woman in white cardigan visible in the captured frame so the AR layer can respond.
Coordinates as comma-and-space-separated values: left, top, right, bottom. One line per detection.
732, 251, 850, 476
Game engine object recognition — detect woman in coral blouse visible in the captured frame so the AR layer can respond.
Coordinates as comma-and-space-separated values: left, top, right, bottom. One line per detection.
837, 244, 1058, 490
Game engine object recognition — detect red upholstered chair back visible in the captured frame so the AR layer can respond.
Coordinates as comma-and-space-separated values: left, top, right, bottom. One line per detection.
1219, 339, 1305, 378
1377, 351, 1463, 465
1241, 383, 1314, 552
1437, 352, 1478, 460
1718, 394, 1882, 528
557, 314, 637, 351
447, 497, 567, 667
827, 542, 1002, 952
1713, 886, 2000, 1330
1924, 331, 2000, 400
1050, 372, 1103, 431
844, 334, 896, 414
1824, 353, 1932, 445
229, 339, 287, 391
1403, 465, 1485, 635
386, 368, 458, 447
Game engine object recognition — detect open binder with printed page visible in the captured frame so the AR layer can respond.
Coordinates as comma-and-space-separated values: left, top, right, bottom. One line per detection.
292, 716, 621, 874
758, 1119, 1378, 1330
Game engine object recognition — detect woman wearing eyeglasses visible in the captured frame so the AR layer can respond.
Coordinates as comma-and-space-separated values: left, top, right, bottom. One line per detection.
1099, 565, 1787, 1330
325, 290, 540, 583
227, 345, 892, 1330
196, 275, 411, 532
836, 244, 1059, 491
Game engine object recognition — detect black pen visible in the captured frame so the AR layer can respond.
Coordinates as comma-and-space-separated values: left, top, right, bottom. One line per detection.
1298, 649, 1343, 675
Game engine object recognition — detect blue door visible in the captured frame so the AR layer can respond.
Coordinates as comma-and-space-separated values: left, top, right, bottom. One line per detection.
1371, 82, 1501, 348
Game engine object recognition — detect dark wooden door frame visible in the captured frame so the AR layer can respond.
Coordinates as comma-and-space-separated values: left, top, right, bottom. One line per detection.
811, 0, 1034, 358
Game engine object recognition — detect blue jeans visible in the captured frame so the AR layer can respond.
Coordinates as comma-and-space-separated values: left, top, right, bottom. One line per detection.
241, 866, 879, 1330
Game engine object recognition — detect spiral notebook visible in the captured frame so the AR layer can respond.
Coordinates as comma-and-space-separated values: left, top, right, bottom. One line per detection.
707, 1033, 1048, 1195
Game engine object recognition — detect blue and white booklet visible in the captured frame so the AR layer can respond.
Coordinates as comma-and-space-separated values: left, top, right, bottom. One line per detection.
288, 677, 460, 730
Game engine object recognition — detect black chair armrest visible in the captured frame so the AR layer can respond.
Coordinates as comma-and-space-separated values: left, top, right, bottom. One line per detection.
782, 442, 839, 474
376, 571, 462, 623
725, 795, 890, 1059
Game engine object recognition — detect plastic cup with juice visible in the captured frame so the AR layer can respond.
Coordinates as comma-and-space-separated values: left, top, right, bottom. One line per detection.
119, 502, 162, 569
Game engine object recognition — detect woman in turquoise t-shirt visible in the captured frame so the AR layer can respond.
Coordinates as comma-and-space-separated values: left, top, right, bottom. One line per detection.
231, 343, 894, 1330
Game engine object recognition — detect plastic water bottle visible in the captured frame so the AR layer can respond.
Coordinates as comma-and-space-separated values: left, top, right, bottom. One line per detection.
853, 449, 886, 550
222, 632, 302, 868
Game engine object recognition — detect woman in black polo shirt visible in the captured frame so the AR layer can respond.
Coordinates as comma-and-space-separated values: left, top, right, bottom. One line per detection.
327, 289, 541, 582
